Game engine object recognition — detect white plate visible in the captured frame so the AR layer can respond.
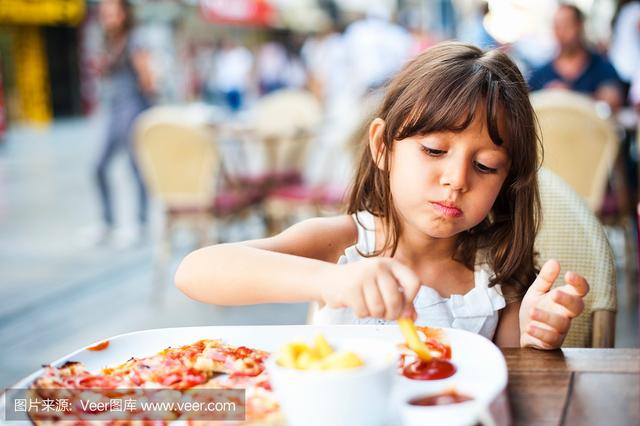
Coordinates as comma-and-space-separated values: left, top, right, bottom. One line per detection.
2, 325, 507, 425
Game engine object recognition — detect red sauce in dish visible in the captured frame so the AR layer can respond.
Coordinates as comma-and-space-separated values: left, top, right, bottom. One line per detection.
402, 358, 456, 380
408, 389, 473, 406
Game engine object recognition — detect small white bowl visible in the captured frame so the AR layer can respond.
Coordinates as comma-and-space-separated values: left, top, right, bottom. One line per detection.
400, 387, 483, 426
265, 338, 397, 426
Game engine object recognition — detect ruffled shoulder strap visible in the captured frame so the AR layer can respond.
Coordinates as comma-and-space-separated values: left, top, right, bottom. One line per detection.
471, 264, 507, 314
351, 211, 376, 255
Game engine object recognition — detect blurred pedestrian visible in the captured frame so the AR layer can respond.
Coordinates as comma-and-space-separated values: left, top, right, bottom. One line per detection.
256, 30, 306, 95
341, 8, 412, 96
458, 1, 498, 50
208, 39, 253, 113
609, 0, 640, 106
527, 4, 623, 111
93, 0, 154, 245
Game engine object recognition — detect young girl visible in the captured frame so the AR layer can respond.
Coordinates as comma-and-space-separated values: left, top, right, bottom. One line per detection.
175, 42, 589, 350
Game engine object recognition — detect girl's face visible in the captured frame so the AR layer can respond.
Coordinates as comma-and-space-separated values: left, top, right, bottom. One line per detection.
379, 112, 510, 241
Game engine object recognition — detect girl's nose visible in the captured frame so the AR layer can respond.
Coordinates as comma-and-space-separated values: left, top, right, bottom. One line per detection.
440, 159, 469, 192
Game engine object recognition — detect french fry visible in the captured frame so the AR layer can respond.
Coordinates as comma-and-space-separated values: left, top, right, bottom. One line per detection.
276, 334, 364, 370
277, 342, 309, 368
321, 351, 364, 370
314, 334, 333, 358
296, 351, 321, 370
277, 347, 296, 368
398, 318, 432, 361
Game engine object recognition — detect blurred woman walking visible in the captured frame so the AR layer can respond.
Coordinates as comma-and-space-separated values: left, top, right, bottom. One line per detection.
94, 0, 154, 245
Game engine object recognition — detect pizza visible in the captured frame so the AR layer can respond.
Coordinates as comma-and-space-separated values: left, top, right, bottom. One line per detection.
26, 339, 281, 425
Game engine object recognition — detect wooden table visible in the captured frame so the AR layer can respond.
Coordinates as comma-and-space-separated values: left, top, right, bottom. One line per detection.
497, 348, 640, 426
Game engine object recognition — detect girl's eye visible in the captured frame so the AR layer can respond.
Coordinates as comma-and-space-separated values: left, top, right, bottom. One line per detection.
474, 161, 498, 174
421, 146, 446, 156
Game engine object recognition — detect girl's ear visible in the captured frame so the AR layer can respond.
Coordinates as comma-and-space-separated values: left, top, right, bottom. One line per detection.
368, 118, 387, 170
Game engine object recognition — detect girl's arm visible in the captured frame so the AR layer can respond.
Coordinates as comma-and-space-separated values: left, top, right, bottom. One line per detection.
175, 215, 422, 320
174, 216, 357, 305
493, 300, 521, 347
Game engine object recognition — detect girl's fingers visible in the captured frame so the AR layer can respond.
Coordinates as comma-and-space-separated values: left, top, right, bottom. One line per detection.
401, 303, 417, 321
531, 308, 570, 334
528, 259, 560, 296
363, 280, 386, 319
527, 323, 563, 348
552, 290, 585, 318
521, 332, 555, 350
376, 271, 405, 320
388, 260, 421, 304
352, 287, 370, 319
564, 271, 590, 297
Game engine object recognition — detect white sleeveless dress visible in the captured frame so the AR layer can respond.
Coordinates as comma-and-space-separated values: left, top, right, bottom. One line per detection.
312, 211, 507, 340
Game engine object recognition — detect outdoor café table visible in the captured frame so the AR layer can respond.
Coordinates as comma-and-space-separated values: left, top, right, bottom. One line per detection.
500, 347, 639, 425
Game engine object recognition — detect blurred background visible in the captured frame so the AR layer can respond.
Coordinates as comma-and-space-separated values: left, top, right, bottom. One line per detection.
0, 0, 638, 388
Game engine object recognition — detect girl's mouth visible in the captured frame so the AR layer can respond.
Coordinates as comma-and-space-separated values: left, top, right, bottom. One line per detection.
430, 202, 463, 218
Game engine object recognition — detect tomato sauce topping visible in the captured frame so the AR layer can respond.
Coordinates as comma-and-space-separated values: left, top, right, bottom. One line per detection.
86, 341, 109, 351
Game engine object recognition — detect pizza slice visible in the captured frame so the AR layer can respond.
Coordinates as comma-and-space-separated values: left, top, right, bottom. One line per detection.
27, 339, 275, 425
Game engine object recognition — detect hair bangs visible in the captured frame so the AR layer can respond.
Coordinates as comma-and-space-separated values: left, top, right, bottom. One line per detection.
387, 66, 509, 149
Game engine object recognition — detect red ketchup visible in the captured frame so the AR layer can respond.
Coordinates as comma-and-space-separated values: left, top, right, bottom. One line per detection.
408, 389, 473, 406
402, 358, 456, 380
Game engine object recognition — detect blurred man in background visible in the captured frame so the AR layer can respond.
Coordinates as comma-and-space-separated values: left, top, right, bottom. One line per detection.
208, 38, 253, 113
528, 3, 624, 111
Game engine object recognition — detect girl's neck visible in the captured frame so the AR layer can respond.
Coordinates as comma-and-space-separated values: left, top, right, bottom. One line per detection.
393, 230, 474, 297
373, 215, 474, 296
376, 217, 458, 269
397, 234, 457, 268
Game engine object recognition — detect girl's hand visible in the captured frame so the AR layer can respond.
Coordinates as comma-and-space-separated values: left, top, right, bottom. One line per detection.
321, 258, 422, 321
519, 259, 590, 349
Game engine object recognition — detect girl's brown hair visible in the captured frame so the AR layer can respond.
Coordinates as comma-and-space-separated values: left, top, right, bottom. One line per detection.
348, 42, 541, 301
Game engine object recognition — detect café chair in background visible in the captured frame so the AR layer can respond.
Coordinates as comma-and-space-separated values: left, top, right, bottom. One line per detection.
530, 90, 619, 210
262, 91, 379, 234
134, 106, 261, 299
224, 89, 323, 190
531, 89, 636, 310
536, 167, 617, 347
224, 89, 326, 234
